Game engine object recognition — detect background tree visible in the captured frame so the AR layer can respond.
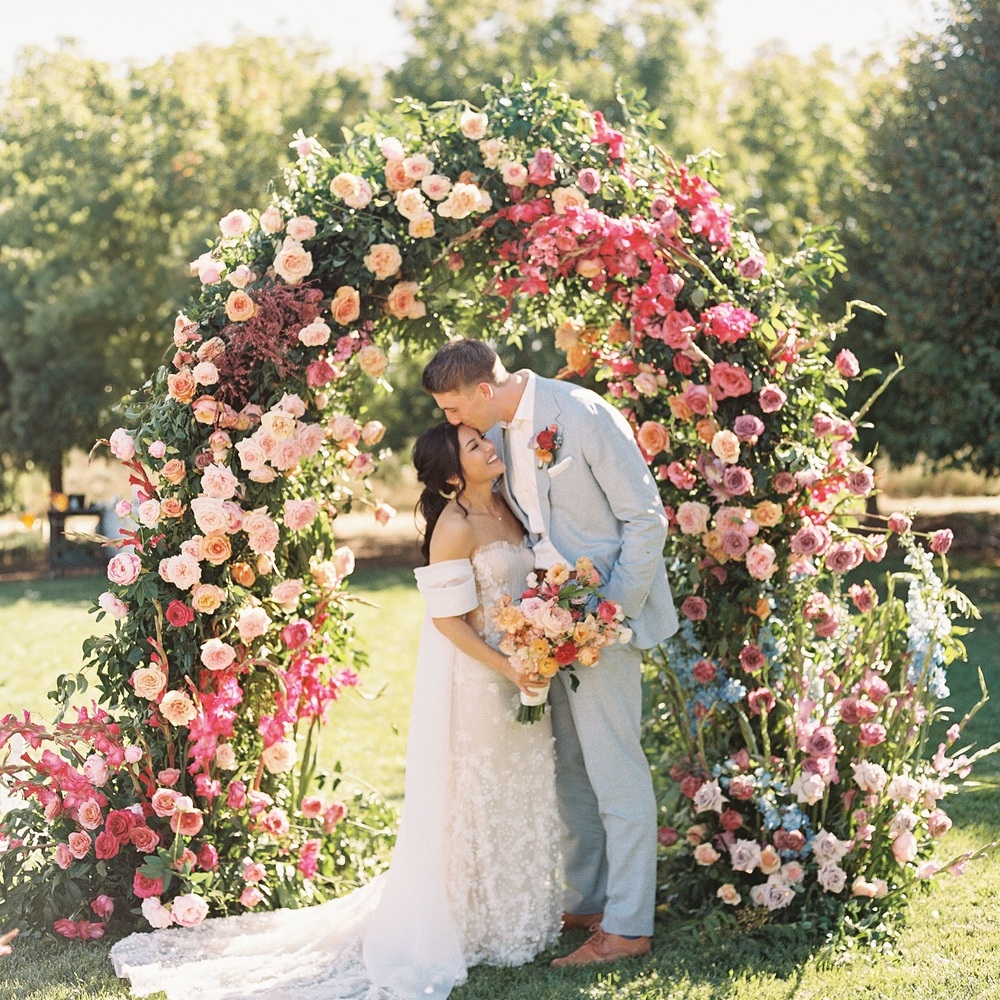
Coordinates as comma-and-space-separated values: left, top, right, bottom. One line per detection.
0, 40, 376, 494
388, 0, 711, 140
844, 0, 1000, 474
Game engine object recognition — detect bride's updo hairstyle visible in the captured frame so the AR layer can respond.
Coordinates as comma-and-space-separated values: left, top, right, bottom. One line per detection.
413, 421, 467, 563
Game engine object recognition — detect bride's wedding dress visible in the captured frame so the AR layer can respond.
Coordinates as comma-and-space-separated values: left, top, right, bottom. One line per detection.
110, 540, 563, 999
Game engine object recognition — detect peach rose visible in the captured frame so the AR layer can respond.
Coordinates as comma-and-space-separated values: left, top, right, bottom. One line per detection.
219, 209, 252, 238
357, 345, 389, 379
259, 205, 284, 234
693, 843, 721, 865
225, 290, 257, 323
200, 638, 237, 671
191, 395, 221, 425
201, 462, 239, 500
167, 369, 197, 404
131, 666, 167, 700
361, 420, 386, 445
285, 215, 317, 241
273, 237, 313, 285
260, 409, 296, 440
746, 543, 778, 580
330, 172, 363, 201
159, 691, 197, 727
215, 743, 237, 770
271, 579, 304, 610
330, 286, 361, 326
676, 501, 711, 536
394, 187, 428, 220
636, 420, 670, 457
408, 212, 436, 238
298, 319, 331, 347
711, 430, 741, 464
437, 182, 485, 219
137, 499, 161, 527
385, 282, 425, 320
716, 884, 741, 905
752, 501, 783, 527
262, 738, 297, 774
157, 461, 187, 490
192, 361, 219, 386
159, 497, 185, 519
227, 264, 256, 289
420, 174, 452, 201
460, 109, 488, 139
230, 561, 256, 587
345, 178, 373, 210
552, 185, 588, 214
402, 153, 434, 180
190, 582, 226, 614
363, 243, 403, 280
500, 160, 528, 187
283, 498, 319, 530
384, 159, 414, 191
190, 496, 229, 534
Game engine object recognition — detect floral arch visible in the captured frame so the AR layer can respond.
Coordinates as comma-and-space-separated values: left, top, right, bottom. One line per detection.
0, 80, 982, 943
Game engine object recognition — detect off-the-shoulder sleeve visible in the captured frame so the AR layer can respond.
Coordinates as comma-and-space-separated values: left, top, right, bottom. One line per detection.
414, 559, 479, 618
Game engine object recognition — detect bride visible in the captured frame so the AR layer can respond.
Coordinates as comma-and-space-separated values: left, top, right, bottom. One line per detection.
110, 422, 563, 999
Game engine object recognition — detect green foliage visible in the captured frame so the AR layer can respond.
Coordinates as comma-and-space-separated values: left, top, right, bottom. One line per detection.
845, 0, 1000, 474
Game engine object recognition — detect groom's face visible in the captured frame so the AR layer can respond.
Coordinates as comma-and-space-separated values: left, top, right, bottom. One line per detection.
432, 383, 496, 432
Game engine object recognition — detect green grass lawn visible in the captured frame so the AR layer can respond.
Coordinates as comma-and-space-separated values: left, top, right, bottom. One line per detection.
1, 559, 1000, 1000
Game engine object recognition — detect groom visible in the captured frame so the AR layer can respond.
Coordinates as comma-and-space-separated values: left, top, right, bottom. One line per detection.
423, 338, 678, 966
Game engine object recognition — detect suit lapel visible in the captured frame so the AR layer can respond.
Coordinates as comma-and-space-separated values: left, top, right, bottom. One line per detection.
531, 378, 563, 534
489, 423, 528, 526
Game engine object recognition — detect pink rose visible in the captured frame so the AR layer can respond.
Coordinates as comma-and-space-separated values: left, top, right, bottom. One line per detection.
859, 723, 887, 746
141, 897, 173, 929
745, 543, 777, 580
733, 414, 765, 442
171, 893, 209, 928
98, 592, 129, 620
240, 886, 264, 908
892, 830, 918, 864
888, 512, 912, 534
236, 606, 272, 642
107, 552, 142, 587
94, 831, 120, 860
748, 688, 776, 715
200, 638, 237, 671
825, 538, 865, 574
738, 645, 765, 673
680, 596, 707, 621
835, 349, 860, 378
930, 529, 954, 555
285, 215, 317, 242
737, 250, 766, 278
219, 209, 252, 238
758, 384, 787, 413
283, 499, 320, 531
108, 428, 136, 460
847, 467, 875, 496
709, 361, 752, 399
577, 167, 601, 194
77, 799, 103, 830
281, 619, 313, 650
133, 870, 164, 899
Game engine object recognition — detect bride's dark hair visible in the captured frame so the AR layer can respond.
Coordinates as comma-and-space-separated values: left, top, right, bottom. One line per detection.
413, 422, 467, 563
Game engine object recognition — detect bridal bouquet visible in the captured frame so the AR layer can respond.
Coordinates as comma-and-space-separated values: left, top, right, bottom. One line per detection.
489, 557, 632, 722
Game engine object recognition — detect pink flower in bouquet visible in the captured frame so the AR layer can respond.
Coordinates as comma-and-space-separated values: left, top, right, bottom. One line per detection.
745, 543, 777, 580
236, 606, 272, 642
284, 499, 319, 530
54, 843, 73, 869
676, 501, 711, 535
140, 897, 173, 929
76, 799, 103, 831
636, 420, 670, 457
851, 760, 888, 793
130, 827, 159, 853
94, 832, 120, 860
710, 361, 752, 399
54, 919, 106, 940
170, 808, 205, 838
171, 894, 209, 928
720, 808, 744, 832
930, 528, 954, 554
300, 796, 323, 819
160, 691, 197, 727
374, 502, 397, 526
790, 522, 831, 556
262, 739, 297, 775
818, 863, 848, 893
67, 831, 91, 859
737, 250, 766, 278
226, 780, 248, 810
274, 237, 314, 285
733, 414, 765, 443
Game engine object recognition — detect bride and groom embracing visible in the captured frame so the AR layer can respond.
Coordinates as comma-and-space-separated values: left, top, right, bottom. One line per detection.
111, 338, 678, 999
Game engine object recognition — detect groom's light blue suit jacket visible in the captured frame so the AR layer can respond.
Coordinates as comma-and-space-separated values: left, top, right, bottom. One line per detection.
489, 375, 678, 649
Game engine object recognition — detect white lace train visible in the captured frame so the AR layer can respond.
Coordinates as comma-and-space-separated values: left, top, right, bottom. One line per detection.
111, 542, 562, 999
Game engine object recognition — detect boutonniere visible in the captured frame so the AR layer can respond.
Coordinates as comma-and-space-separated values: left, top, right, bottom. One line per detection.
528, 423, 563, 469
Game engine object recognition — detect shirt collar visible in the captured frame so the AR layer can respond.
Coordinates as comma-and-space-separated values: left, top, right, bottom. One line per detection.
499, 371, 535, 429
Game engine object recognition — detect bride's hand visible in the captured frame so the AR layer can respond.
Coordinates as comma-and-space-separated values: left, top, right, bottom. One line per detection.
507, 662, 548, 697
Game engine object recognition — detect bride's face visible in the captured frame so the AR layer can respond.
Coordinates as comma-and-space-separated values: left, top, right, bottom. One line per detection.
456, 425, 504, 484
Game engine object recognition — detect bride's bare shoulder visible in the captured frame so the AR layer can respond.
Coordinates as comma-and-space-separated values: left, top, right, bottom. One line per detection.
428, 503, 475, 563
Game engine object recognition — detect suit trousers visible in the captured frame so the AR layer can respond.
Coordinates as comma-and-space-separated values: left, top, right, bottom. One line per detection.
549, 642, 657, 937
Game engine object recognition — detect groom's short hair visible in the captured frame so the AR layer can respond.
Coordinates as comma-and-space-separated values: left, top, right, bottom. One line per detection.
421, 338, 503, 393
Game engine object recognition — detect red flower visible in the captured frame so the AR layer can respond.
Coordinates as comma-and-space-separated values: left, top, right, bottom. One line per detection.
133, 870, 163, 899
104, 809, 137, 839
554, 641, 578, 666
94, 831, 120, 860
165, 600, 195, 628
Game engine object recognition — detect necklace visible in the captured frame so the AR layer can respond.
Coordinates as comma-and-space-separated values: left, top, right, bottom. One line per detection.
467, 503, 505, 522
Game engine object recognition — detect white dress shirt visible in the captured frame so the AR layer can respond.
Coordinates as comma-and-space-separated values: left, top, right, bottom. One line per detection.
502, 372, 566, 569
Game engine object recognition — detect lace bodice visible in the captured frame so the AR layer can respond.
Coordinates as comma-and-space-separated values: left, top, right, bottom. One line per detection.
466, 539, 534, 646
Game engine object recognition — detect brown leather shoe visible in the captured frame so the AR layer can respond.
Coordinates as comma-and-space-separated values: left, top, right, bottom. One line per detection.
561, 911, 604, 933
550, 928, 651, 967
